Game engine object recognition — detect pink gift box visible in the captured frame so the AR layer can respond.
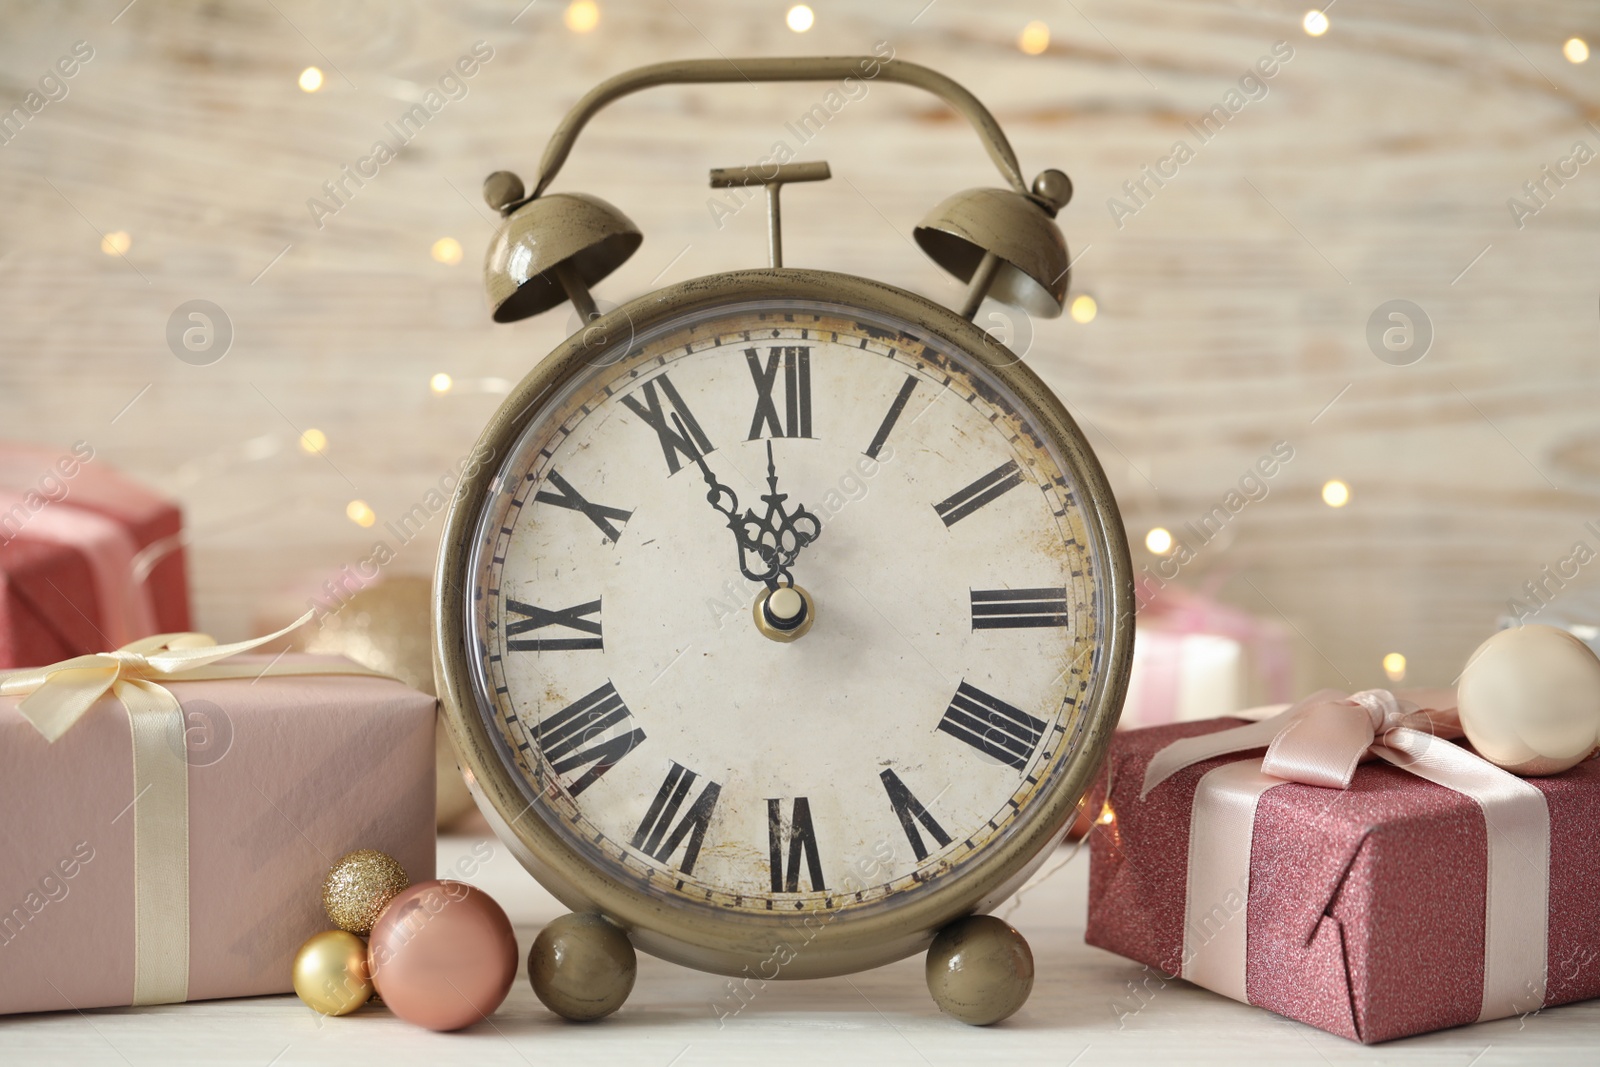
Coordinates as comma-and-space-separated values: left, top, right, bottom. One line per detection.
1086, 719, 1600, 1042
1124, 585, 1291, 729
0, 442, 191, 668
0, 656, 435, 1015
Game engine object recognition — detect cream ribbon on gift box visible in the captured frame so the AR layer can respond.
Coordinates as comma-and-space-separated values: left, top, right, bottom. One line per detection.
0, 609, 391, 1006
1140, 688, 1551, 1023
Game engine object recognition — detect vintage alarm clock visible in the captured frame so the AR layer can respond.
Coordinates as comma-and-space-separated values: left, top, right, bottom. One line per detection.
434, 56, 1133, 1025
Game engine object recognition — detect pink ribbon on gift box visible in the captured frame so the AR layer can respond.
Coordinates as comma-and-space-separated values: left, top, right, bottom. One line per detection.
1141, 688, 1551, 1023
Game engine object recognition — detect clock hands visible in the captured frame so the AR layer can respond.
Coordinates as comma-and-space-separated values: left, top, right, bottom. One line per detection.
754, 440, 823, 583
673, 414, 820, 593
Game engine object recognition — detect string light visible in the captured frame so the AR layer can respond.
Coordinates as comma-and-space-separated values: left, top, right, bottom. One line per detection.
346, 500, 377, 528
786, 5, 814, 33
431, 237, 463, 265
1565, 38, 1590, 64
1145, 527, 1173, 554
100, 231, 131, 256
430, 373, 454, 395
1018, 21, 1050, 56
1383, 652, 1407, 683
1069, 294, 1098, 323
299, 428, 327, 454
564, 0, 599, 33
1302, 10, 1329, 36
1321, 479, 1350, 508
298, 67, 324, 93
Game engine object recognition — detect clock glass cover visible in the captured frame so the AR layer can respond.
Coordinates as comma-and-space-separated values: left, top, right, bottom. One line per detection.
464, 296, 1111, 919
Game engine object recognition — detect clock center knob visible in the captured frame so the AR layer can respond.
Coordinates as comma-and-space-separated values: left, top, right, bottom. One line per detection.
754, 584, 815, 643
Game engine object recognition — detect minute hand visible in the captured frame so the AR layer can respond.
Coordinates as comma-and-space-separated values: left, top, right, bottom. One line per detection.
754, 440, 821, 581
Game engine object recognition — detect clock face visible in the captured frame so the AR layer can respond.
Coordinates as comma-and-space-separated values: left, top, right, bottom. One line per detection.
463, 296, 1111, 920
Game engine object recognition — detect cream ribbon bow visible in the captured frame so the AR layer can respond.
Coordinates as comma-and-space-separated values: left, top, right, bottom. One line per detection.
0, 609, 390, 1006
1138, 687, 1552, 1023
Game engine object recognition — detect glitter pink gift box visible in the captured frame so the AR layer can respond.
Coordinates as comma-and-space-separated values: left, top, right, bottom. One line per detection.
1086, 718, 1600, 1043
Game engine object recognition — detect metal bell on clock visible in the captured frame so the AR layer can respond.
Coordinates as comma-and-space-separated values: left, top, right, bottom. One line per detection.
914, 168, 1073, 319
481, 170, 642, 324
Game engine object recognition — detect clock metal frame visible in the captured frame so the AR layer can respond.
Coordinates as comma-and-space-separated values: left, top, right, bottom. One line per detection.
433, 267, 1134, 978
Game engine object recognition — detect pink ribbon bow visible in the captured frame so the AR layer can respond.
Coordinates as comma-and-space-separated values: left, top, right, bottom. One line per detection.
1139, 687, 1552, 1024
1141, 686, 1463, 797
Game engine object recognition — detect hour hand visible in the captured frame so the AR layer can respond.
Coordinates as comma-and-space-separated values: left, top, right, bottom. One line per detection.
673, 414, 737, 515
672, 415, 778, 586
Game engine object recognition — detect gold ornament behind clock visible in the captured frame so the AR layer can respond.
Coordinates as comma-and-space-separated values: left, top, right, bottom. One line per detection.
434, 56, 1133, 1025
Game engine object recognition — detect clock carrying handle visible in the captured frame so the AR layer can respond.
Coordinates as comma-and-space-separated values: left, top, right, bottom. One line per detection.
528, 56, 1029, 199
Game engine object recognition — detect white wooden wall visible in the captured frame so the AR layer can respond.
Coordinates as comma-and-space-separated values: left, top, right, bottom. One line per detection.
2, 0, 1597, 694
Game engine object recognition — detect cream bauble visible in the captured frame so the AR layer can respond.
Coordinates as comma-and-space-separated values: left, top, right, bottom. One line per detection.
1457, 625, 1600, 776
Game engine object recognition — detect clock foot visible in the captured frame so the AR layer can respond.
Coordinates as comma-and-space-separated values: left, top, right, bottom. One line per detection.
924, 915, 1034, 1026
528, 912, 637, 1021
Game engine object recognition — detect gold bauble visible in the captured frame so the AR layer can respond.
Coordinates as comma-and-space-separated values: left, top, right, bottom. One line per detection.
290, 575, 478, 829
323, 849, 410, 935
293, 930, 373, 1016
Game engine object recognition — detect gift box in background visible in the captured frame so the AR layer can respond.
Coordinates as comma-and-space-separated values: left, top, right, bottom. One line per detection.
1085, 697, 1600, 1043
1123, 584, 1291, 730
0, 442, 190, 668
252, 572, 476, 831
253, 573, 478, 830
0, 652, 435, 1016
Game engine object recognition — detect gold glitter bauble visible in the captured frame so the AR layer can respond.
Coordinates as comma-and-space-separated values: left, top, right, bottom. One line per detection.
293, 929, 373, 1016
323, 849, 410, 934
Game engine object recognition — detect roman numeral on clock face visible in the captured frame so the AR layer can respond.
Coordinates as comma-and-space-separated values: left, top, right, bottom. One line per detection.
631, 762, 722, 875
534, 469, 633, 544
620, 372, 714, 475
865, 373, 917, 459
937, 681, 1047, 770
505, 598, 602, 651
879, 769, 952, 862
534, 682, 645, 797
746, 346, 812, 439
767, 797, 825, 893
933, 459, 1024, 527
970, 587, 1070, 629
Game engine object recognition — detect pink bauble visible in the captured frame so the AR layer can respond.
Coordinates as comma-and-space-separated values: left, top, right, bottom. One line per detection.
368, 880, 518, 1031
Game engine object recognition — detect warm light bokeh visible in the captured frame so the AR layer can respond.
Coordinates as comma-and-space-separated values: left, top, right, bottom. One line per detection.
1018, 22, 1050, 56
431, 237, 464, 265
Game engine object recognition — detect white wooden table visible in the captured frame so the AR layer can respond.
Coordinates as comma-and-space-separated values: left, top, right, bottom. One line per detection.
3, 833, 1594, 1065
